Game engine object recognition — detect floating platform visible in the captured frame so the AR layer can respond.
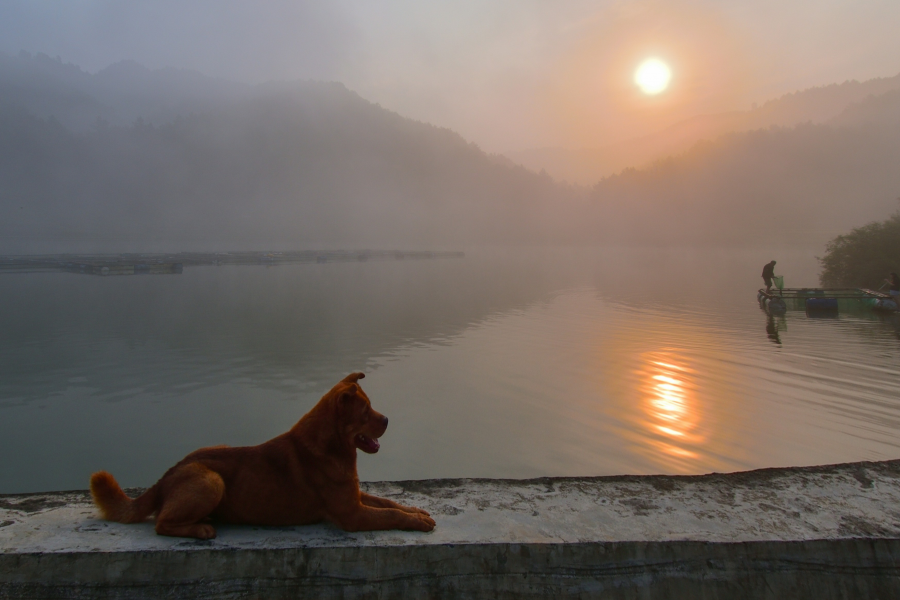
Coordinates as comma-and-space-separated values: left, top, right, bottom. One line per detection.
758, 288, 898, 314
0, 250, 464, 276
3, 460, 900, 599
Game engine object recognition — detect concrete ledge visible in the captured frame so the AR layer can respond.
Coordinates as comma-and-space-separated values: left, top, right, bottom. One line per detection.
3, 460, 900, 598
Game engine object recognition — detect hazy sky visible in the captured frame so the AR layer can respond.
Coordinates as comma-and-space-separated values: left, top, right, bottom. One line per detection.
2, 0, 899, 152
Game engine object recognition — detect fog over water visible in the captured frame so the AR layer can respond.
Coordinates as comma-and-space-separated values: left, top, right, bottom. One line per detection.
2, 249, 899, 494
1, 2, 899, 493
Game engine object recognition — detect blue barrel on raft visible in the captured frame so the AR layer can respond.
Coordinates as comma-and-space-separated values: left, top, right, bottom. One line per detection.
806, 297, 839, 311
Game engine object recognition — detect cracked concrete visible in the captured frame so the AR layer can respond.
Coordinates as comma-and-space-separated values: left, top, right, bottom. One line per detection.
3, 460, 900, 598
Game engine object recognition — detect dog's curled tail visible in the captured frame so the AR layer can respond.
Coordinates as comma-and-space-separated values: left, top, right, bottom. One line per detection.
90, 471, 159, 523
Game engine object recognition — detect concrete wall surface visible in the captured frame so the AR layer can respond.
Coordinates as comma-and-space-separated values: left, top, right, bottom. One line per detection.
3, 459, 900, 599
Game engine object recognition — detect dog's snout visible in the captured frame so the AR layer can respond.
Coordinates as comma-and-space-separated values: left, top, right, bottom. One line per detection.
382, 416, 389, 429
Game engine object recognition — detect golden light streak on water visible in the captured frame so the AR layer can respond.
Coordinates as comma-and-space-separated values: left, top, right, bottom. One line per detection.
592, 305, 757, 476
638, 350, 705, 462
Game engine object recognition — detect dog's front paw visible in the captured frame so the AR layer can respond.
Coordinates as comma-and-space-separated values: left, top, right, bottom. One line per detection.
409, 513, 436, 532
399, 504, 431, 517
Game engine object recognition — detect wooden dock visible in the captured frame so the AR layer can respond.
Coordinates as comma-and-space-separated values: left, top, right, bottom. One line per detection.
758, 287, 898, 313
0, 250, 464, 276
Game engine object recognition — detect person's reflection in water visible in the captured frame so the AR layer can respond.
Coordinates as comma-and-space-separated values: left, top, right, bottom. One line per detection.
888, 313, 900, 342
765, 314, 784, 345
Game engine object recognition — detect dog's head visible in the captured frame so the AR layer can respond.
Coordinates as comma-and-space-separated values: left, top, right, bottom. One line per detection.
333, 372, 388, 454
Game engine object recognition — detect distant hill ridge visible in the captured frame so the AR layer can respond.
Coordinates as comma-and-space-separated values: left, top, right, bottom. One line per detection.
586, 111, 900, 247
0, 51, 251, 132
508, 72, 900, 185
0, 51, 580, 250
1, 51, 899, 251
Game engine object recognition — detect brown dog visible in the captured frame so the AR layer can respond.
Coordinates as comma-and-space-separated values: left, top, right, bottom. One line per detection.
90, 373, 435, 539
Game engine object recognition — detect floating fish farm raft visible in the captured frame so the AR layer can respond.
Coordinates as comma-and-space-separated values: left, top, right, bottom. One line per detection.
0, 250, 464, 276
758, 287, 898, 314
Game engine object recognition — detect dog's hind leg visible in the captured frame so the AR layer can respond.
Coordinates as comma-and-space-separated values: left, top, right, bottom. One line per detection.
154, 462, 225, 539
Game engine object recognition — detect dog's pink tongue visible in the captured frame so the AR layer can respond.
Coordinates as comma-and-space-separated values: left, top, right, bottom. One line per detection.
358, 434, 380, 452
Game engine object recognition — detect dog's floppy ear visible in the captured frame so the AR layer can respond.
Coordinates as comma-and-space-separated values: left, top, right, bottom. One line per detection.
342, 372, 365, 384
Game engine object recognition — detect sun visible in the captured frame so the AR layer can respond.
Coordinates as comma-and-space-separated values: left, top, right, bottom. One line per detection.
634, 58, 671, 95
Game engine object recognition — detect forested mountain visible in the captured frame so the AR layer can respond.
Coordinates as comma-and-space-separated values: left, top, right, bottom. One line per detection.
510, 72, 900, 185
586, 91, 900, 247
0, 52, 582, 250
2, 51, 899, 251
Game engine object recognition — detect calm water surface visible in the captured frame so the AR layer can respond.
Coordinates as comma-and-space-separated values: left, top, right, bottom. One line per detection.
1, 248, 899, 493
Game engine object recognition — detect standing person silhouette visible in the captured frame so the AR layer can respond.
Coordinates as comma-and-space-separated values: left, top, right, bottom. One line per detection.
761, 260, 777, 293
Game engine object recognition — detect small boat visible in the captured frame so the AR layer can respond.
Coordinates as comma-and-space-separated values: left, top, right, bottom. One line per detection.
757, 288, 898, 314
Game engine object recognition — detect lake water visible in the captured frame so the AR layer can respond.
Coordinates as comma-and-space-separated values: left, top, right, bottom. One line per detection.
2, 248, 899, 494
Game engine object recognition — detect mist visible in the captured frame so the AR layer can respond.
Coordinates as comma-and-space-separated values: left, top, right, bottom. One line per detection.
3, 0, 900, 544
2, 47, 900, 253
2, 2, 900, 254
3, 1, 900, 153
0, 52, 586, 252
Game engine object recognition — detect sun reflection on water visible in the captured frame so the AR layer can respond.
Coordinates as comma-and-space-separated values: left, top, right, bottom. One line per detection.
639, 351, 703, 463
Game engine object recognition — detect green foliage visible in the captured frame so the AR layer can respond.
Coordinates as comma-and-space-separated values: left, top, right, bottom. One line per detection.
818, 211, 900, 287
